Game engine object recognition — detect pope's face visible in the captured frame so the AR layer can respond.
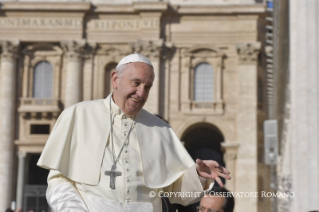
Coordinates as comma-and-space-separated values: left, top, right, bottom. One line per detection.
111, 62, 154, 116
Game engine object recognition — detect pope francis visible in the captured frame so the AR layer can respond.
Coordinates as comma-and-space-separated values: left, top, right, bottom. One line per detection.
37, 53, 231, 212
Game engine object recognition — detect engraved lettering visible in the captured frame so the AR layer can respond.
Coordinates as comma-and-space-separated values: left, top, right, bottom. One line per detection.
7, 19, 15, 27
88, 18, 156, 31
31, 19, 38, 27
55, 19, 63, 27
94, 20, 99, 29
0, 18, 82, 29
64, 19, 73, 27
48, 19, 54, 27
41, 19, 46, 26
103, 21, 110, 29
127, 21, 134, 29
143, 19, 151, 27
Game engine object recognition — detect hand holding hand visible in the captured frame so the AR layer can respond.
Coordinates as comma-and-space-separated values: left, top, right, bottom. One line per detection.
195, 159, 231, 187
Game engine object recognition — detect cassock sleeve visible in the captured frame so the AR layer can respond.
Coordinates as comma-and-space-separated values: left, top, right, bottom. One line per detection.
46, 170, 89, 212
162, 164, 214, 206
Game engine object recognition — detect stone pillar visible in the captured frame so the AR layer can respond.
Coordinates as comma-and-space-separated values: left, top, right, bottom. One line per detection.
162, 44, 173, 120
236, 42, 260, 212
83, 43, 96, 101
221, 143, 240, 192
16, 152, 26, 209
130, 39, 164, 114
61, 40, 86, 108
285, 0, 319, 211
0, 40, 19, 211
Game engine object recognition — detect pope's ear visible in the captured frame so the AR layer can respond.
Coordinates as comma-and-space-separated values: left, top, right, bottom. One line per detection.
111, 71, 119, 90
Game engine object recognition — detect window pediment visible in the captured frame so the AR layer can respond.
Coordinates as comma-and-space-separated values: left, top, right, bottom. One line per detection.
22, 43, 63, 56
184, 45, 223, 58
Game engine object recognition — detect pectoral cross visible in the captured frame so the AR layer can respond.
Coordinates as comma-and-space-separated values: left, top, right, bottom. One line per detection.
105, 164, 122, 189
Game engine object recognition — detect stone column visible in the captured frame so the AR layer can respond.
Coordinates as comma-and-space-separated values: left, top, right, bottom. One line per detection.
61, 40, 86, 107
130, 39, 164, 114
162, 44, 173, 120
83, 43, 96, 101
0, 40, 19, 211
235, 42, 260, 212
221, 143, 240, 192
286, 0, 319, 211
16, 152, 26, 209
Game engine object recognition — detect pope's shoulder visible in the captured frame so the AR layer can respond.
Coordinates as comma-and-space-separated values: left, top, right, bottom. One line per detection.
61, 99, 171, 128
137, 109, 171, 129
62, 99, 106, 112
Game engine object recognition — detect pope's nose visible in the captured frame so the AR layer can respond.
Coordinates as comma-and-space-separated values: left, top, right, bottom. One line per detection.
136, 88, 147, 99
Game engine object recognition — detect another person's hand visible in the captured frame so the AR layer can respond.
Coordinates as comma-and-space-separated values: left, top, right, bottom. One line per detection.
195, 159, 231, 187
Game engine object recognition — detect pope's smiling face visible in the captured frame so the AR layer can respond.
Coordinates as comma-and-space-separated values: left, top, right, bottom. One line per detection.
111, 62, 154, 116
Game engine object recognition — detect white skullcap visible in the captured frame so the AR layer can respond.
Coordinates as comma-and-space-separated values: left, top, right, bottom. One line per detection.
116, 53, 153, 70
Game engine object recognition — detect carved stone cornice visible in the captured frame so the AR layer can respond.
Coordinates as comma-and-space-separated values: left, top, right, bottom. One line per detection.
97, 45, 129, 62
224, 153, 237, 161
17, 151, 27, 159
130, 39, 164, 60
236, 42, 261, 64
61, 40, 86, 62
0, 40, 20, 62
221, 142, 240, 161
83, 42, 98, 60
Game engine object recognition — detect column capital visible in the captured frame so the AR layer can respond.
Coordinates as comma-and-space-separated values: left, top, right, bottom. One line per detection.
17, 151, 27, 159
236, 42, 261, 64
83, 42, 98, 60
0, 40, 20, 62
61, 39, 86, 61
221, 142, 240, 161
130, 39, 164, 60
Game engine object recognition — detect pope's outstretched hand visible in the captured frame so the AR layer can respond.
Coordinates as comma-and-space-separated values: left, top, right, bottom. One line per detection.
195, 159, 231, 187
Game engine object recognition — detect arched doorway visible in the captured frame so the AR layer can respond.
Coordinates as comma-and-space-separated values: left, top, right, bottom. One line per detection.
181, 123, 225, 171
167, 123, 225, 212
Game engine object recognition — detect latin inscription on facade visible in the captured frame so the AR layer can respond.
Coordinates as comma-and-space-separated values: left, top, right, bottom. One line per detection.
88, 18, 159, 31
0, 18, 82, 28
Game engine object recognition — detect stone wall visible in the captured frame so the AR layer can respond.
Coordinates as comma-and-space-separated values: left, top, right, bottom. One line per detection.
0, 1, 266, 211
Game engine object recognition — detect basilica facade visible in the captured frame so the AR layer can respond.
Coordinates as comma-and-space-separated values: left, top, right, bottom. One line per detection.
0, 1, 268, 211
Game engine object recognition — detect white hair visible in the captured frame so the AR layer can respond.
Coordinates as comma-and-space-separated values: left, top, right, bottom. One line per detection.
116, 63, 154, 78
116, 63, 127, 78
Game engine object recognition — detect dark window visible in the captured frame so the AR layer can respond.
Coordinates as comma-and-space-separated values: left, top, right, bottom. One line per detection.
30, 124, 50, 134
24, 154, 50, 212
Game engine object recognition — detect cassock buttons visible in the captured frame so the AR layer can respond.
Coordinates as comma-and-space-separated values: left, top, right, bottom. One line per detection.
126, 189, 130, 193
125, 160, 130, 164
125, 200, 130, 203
124, 122, 128, 126
126, 168, 130, 172
126, 178, 131, 182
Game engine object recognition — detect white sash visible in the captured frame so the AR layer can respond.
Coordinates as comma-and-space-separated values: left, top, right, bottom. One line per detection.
79, 191, 153, 212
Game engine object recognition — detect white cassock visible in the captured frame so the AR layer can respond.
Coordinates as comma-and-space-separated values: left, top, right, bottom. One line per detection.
38, 95, 213, 212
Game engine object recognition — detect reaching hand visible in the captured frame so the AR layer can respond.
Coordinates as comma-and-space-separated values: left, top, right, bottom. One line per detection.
195, 159, 231, 187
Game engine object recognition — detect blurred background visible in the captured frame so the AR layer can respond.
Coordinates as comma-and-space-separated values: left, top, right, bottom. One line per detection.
0, 0, 317, 212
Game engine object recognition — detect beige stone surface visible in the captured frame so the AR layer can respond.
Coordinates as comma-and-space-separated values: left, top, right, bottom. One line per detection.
0, 40, 19, 210
0, 1, 268, 211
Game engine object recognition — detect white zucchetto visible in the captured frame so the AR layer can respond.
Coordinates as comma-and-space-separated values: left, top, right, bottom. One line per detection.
116, 53, 153, 70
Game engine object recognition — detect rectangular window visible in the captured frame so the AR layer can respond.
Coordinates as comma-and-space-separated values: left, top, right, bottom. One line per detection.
30, 124, 50, 134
